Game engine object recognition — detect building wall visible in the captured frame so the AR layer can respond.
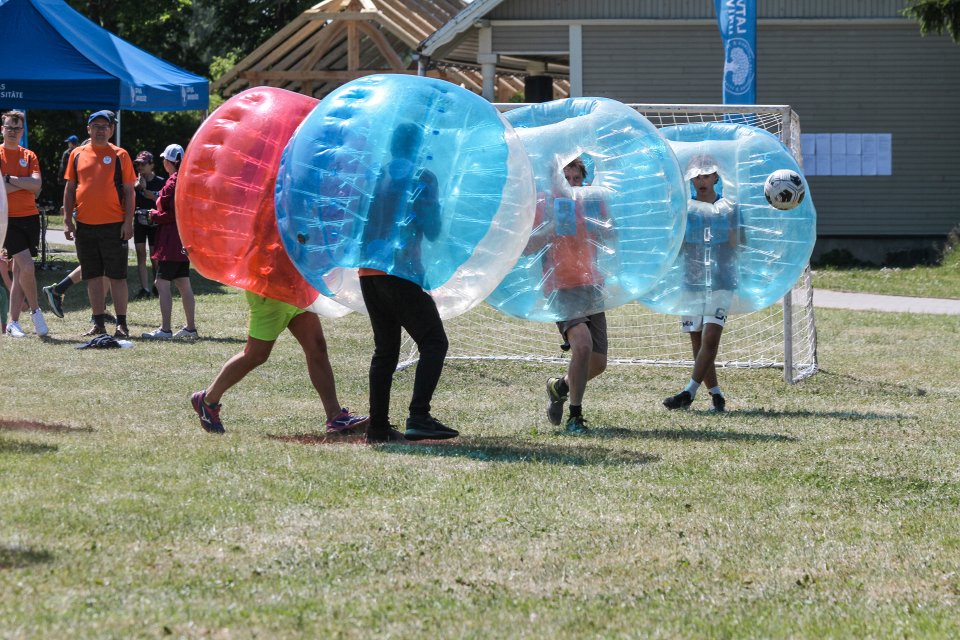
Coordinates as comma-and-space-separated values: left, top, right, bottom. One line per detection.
472, 0, 960, 245
489, 0, 907, 20
581, 23, 960, 238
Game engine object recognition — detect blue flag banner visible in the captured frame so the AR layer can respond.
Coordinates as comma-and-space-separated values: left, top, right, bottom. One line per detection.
715, 0, 757, 105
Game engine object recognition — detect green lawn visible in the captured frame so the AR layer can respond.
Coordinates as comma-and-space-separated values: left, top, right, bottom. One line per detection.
813, 244, 960, 299
2, 254, 960, 638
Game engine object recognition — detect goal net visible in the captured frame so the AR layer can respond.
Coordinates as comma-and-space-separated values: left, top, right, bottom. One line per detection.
398, 104, 818, 384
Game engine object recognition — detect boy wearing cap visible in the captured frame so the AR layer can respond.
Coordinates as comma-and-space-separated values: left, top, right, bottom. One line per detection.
663, 155, 739, 412
62, 109, 137, 338
1, 110, 48, 338
132, 150, 165, 300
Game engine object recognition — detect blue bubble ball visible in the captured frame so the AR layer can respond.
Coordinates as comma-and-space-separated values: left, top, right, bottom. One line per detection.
274, 74, 535, 319
486, 98, 687, 322
638, 122, 817, 316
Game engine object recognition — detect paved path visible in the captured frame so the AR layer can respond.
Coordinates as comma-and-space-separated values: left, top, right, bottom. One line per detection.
813, 289, 960, 315
42, 231, 960, 315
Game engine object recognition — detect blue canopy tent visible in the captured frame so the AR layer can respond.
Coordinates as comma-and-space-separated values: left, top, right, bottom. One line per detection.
0, 0, 208, 264
0, 0, 208, 113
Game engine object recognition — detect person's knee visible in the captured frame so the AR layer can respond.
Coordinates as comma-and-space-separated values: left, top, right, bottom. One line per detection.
13, 251, 34, 271
242, 345, 271, 367
569, 339, 592, 364
418, 329, 448, 358
593, 355, 608, 376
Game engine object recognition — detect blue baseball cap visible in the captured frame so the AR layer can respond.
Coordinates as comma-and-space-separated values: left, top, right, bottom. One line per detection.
64, 135, 79, 143
87, 110, 116, 125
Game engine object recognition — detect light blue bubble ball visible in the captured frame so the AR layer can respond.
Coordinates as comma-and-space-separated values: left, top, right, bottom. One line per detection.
275, 74, 535, 318
638, 122, 817, 316
486, 98, 687, 322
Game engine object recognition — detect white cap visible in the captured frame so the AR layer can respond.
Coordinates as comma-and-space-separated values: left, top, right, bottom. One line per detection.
684, 154, 719, 181
161, 143, 184, 163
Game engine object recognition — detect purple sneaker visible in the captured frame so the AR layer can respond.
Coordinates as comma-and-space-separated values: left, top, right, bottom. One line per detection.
191, 391, 225, 434
326, 407, 370, 434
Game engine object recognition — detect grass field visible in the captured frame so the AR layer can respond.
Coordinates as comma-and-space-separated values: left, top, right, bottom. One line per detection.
2, 253, 959, 638
812, 243, 960, 299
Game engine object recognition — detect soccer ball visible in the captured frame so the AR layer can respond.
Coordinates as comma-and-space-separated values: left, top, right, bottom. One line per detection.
763, 169, 806, 210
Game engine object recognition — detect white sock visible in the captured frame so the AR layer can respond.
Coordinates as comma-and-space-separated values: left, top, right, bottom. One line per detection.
683, 379, 700, 398
709, 386, 723, 397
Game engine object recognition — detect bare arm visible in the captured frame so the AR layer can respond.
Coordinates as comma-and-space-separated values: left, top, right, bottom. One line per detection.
63, 181, 78, 240
5, 171, 41, 195
120, 184, 135, 241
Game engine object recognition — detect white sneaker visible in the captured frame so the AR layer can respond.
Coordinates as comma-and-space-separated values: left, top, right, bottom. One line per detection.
5, 321, 26, 338
31, 308, 49, 337
173, 327, 199, 340
141, 327, 173, 339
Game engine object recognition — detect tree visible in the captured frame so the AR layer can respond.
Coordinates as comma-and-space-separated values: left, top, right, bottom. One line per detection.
25, 1, 320, 207
902, 0, 960, 44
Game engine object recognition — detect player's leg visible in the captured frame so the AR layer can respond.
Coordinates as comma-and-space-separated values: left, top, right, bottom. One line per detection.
360, 275, 404, 438
206, 336, 274, 404
191, 292, 283, 433
287, 311, 341, 422
664, 317, 701, 409
692, 319, 726, 411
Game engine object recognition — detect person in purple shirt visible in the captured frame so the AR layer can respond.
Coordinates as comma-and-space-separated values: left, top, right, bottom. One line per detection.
140, 144, 198, 340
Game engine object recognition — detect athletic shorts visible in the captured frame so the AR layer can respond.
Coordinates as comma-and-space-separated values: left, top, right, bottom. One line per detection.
3, 215, 41, 258
681, 313, 727, 332
557, 312, 608, 355
75, 222, 128, 280
246, 290, 305, 342
157, 260, 190, 281
133, 220, 157, 246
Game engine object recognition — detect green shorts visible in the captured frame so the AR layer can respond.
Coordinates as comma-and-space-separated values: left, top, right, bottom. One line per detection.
245, 291, 305, 342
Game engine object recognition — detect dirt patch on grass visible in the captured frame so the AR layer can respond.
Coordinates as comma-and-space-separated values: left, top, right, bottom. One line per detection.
0, 419, 91, 433
267, 432, 460, 446
267, 432, 369, 446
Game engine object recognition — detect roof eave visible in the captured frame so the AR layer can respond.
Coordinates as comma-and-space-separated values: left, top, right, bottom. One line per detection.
419, 0, 504, 56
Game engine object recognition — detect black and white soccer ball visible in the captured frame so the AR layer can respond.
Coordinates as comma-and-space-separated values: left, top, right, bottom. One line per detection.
763, 169, 806, 210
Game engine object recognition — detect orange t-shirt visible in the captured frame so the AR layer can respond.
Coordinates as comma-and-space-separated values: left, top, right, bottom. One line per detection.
0, 146, 40, 217
64, 143, 136, 224
534, 192, 608, 294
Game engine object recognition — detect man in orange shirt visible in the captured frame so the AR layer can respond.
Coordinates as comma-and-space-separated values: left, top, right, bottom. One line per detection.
62, 110, 136, 338
1, 110, 48, 338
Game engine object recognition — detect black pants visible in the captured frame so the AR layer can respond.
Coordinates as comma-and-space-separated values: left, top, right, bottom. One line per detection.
360, 275, 448, 430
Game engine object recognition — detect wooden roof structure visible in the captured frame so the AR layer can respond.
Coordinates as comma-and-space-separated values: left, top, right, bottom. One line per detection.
214, 0, 568, 101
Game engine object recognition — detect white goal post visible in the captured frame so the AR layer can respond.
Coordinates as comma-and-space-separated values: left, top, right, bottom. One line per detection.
398, 103, 818, 384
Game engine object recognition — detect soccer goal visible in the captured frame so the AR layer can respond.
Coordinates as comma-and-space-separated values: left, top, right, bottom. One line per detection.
398, 103, 818, 384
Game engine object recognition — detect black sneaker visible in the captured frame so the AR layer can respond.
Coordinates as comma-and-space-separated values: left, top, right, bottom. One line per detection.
710, 393, 726, 412
365, 426, 406, 444
565, 415, 589, 435
545, 377, 567, 426
663, 390, 693, 410
405, 414, 459, 441
42, 285, 65, 319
